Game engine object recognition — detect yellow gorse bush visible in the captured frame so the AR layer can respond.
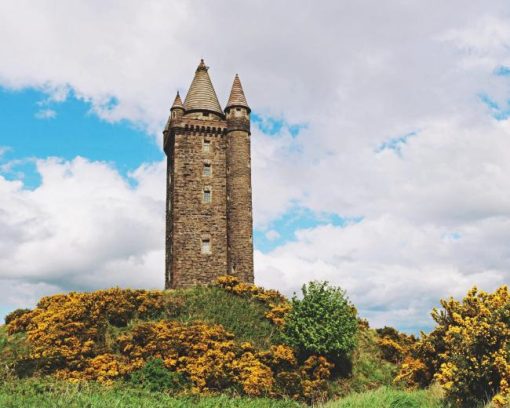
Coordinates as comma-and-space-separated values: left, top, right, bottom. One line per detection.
376, 326, 417, 364
395, 285, 510, 407
6, 284, 331, 401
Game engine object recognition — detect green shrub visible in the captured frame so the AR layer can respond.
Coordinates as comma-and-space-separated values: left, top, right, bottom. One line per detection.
128, 358, 187, 393
283, 281, 358, 363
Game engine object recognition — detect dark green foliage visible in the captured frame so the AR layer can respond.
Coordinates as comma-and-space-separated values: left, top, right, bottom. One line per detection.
283, 281, 358, 361
128, 358, 187, 393
4, 309, 31, 325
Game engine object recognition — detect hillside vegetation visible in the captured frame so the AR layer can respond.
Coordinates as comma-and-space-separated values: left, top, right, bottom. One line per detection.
1, 277, 508, 407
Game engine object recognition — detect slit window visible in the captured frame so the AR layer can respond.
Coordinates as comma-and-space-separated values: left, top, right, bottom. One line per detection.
203, 139, 211, 153
201, 238, 211, 254
203, 188, 211, 203
203, 163, 211, 176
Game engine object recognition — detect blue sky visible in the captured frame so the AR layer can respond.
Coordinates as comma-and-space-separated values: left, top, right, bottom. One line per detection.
0, 89, 163, 186
0, 88, 347, 256
1, 1, 510, 334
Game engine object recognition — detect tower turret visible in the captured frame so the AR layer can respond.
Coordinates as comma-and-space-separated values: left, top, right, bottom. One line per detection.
225, 74, 254, 282
171, 91, 184, 118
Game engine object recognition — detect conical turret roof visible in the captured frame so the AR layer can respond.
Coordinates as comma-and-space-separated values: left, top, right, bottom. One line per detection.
225, 74, 250, 112
171, 91, 184, 110
183, 59, 223, 115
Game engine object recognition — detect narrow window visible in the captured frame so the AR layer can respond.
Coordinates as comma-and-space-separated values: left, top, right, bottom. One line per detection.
203, 188, 211, 203
201, 238, 211, 254
203, 139, 211, 153
203, 163, 211, 176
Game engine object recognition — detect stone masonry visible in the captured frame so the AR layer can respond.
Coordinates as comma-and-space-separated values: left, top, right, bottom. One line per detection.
163, 60, 254, 288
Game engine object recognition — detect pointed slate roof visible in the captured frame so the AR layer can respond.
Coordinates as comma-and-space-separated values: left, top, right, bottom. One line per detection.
183, 59, 223, 115
171, 91, 184, 110
225, 74, 250, 112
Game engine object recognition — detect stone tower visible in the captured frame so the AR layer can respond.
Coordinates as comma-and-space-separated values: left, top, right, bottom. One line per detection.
163, 60, 254, 289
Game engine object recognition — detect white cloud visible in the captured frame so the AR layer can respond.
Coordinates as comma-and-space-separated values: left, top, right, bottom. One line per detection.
35, 108, 56, 119
0, 157, 166, 314
265, 230, 280, 241
1, 1, 510, 330
256, 216, 508, 332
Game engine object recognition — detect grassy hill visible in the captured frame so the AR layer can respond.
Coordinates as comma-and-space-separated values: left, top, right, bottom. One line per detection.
0, 281, 445, 407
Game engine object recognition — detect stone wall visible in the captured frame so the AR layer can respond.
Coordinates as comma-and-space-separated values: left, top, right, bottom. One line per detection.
164, 107, 254, 288
166, 118, 228, 288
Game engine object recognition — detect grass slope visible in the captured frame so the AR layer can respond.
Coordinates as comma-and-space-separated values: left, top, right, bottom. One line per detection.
325, 386, 444, 408
330, 325, 396, 397
175, 286, 281, 348
0, 378, 301, 408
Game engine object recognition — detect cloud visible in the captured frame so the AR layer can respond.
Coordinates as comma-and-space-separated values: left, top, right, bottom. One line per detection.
0, 157, 166, 313
35, 108, 56, 119
1, 1, 510, 330
265, 230, 280, 241
256, 216, 508, 333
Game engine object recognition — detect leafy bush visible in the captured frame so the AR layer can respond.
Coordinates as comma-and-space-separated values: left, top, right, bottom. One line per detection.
118, 320, 332, 400
128, 358, 187, 393
283, 281, 358, 363
395, 285, 510, 407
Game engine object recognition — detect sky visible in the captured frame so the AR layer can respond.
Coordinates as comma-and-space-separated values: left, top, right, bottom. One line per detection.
1, 1, 510, 333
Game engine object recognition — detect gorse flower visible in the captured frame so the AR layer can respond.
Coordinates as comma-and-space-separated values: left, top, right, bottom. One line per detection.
395, 285, 510, 407
6, 282, 332, 401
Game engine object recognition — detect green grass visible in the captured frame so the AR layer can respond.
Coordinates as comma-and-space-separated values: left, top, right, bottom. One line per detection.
330, 327, 397, 397
0, 378, 302, 408
323, 386, 445, 408
175, 286, 282, 348
0, 324, 29, 368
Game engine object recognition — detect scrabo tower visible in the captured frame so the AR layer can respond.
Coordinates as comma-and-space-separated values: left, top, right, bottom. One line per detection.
163, 60, 254, 289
